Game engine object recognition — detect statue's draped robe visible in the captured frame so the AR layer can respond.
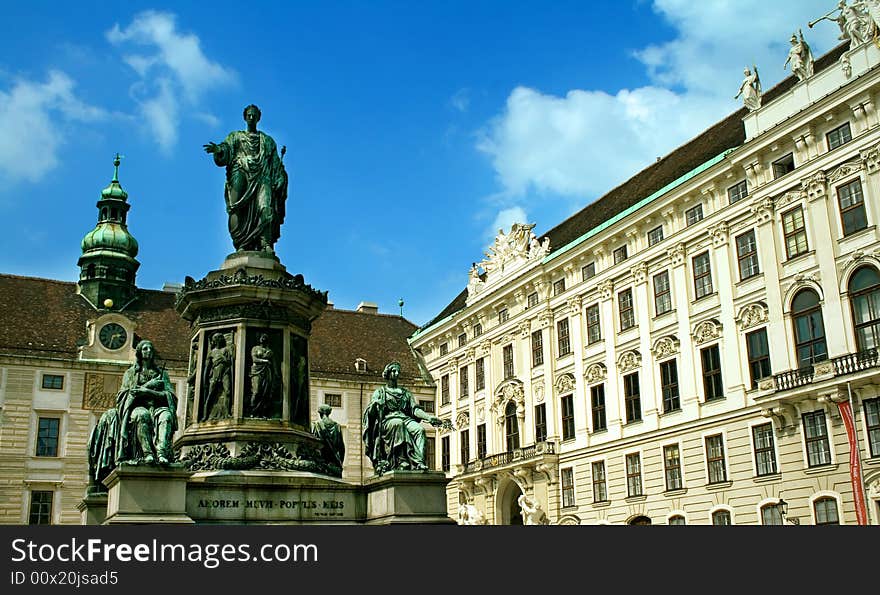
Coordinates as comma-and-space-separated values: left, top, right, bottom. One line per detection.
116, 364, 177, 462
362, 386, 427, 472
202, 346, 232, 420
312, 417, 346, 469
249, 345, 279, 417
212, 130, 287, 251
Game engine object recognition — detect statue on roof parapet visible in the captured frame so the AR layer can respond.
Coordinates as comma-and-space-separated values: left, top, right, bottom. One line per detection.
809, 1, 872, 50
735, 65, 762, 112
784, 30, 815, 82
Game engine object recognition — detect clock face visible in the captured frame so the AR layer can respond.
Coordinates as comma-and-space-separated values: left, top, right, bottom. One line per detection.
99, 323, 127, 350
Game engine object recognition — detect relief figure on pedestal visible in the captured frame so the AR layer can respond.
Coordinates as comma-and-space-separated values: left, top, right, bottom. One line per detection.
203, 104, 288, 253
201, 332, 234, 421
248, 332, 281, 418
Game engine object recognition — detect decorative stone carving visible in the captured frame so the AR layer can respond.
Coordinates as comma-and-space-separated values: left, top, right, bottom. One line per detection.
512, 466, 533, 489
585, 362, 607, 385
667, 243, 686, 267
862, 143, 880, 174
567, 296, 583, 314
708, 222, 729, 247
534, 382, 545, 403
827, 158, 864, 184
840, 52, 853, 78
537, 310, 554, 329
630, 263, 648, 284
751, 197, 775, 224
784, 30, 814, 82
557, 514, 581, 526
464, 347, 476, 364
535, 462, 558, 485
744, 161, 764, 189
492, 380, 526, 420
180, 270, 326, 305
801, 170, 828, 200
598, 280, 615, 300
519, 321, 531, 338
468, 223, 550, 299
479, 341, 492, 355
179, 442, 331, 474
651, 335, 680, 359
474, 476, 495, 495
775, 189, 806, 211
555, 373, 576, 395
692, 319, 722, 345
736, 302, 769, 330
617, 350, 641, 373
83, 372, 122, 411
735, 65, 762, 111
456, 410, 470, 429
810, 1, 871, 50
476, 404, 485, 422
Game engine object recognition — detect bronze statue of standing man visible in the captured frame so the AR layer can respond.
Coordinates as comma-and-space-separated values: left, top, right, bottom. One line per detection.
204, 105, 288, 253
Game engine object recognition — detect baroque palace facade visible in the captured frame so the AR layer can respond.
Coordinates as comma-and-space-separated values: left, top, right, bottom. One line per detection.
412, 40, 880, 525
0, 163, 434, 525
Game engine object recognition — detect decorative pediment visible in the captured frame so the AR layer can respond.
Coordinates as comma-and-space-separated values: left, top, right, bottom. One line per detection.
617, 350, 641, 373
467, 223, 550, 303
692, 319, 722, 345
776, 188, 806, 210
584, 362, 607, 385
736, 302, 769, 331
554, 373, 576, 395
827, 158, 864, 185
651, 335, 680, 359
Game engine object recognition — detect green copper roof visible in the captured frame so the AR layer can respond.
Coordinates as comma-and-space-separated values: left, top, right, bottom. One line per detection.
100, 153, 128, 200
80, 223, 139, 256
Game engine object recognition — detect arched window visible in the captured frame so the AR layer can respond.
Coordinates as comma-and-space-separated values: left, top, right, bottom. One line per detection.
792, 289, 827, 368
813, 497, 840, 525
849, 266, 880, 351
100, 207, 108, 220
668, 514, 686, 525
504, 401, 519, 452
628, 515, 652, 525
761, 503, 783, 525
712, 510, 732, 525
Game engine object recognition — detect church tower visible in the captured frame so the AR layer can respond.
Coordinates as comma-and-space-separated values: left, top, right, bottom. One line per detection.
77, 154, 140, 309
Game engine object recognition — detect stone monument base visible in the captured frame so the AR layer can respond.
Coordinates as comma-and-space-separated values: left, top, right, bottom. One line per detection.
364, 471, 457, 525
77, 492, 108, 526
103, 463, 194, 525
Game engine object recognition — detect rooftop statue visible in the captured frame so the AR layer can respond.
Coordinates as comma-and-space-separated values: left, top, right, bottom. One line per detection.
809, 1, 871, 50
735, 66, 762, 112
362, 361, 446, 475
784, 30, 815, 82
204, 104, 288, 254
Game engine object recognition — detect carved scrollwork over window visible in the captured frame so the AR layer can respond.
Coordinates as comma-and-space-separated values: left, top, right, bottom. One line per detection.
736, 302, 769, 331
584, 362, 607, 385
555, 373, 576, 395
617, 350, 641, 373
651, 335, 680, 359
692, 319, 722, 345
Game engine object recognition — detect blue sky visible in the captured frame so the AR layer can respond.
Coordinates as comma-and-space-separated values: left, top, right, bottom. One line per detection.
0, 1, 842, 325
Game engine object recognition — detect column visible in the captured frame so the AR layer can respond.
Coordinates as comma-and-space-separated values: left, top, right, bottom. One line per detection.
751, 198, 789, 373
598, 280, 622, 438
708, 222, 745, 403
567, 296, 587, 438
631, 263, 657, 428
668, 244, 698, 414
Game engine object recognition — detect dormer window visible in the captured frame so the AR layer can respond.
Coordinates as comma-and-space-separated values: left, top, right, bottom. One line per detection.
355, 358, 368, 373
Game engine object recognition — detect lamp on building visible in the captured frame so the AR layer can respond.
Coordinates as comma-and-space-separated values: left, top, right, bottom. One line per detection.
776, 498, 800, 525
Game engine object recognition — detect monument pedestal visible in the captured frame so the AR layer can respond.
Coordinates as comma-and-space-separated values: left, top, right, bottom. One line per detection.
103, 464, 194, 525
77, 492, 108, 526
364, 471, 456, 525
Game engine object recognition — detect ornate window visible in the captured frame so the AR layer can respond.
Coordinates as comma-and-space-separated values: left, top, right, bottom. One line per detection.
625, 453, 643, 497
664, 444, 683, 491
503, 344, 514, 379
28, 491, 53, 525
591, 461, 607, 502
803, 410, 831, 467
701, 345, 723, 401
736, 230, 760, 280
837, 179, 868, 236
561, 468, 575, 508
660, 359, 680, 413
590, 384, 606, 432
752, 422, 778, 476
504, 401, 519, 451
586, 304, 601, 343
531, 330, 543, 367
849, 266, 880, 351
782, 207, 809, 259
475, 358, 485, 391
557, 318, 571, 357
36, 418, 59, 457
728, 179, 748, 204
623, 372, 641, 423
459, 365, 469, 400
653, 271, 672, 315
746, 328, 771, 389
693, 251, 713, 299
618, 288, 635, 330
792, 289, 827, 368
560, 394, 575, 441
534, 403, 547, 443
705, 434, 727, 484
827, 122, 852, 150
814, 497, 840, 525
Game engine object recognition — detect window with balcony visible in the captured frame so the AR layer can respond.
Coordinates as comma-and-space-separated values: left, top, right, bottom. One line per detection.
782, 207, 809, 259
477, 423, 487, 459
460, 429, 470, 466
561, 394, 575, 441
792, 289, 827, 368
531, 330, 544, 367
624, 372, 641, 423
865, 397, 880, 457
647, 225, 664, 246
664, 444, 683, 491
618, 288, 635, 330
803, 410, 832, 467
561, 468, 575, 508
505, 401, 520, 451
850, 266, 880, 351
838, 179, 868, 236
660, 359, 680, 413
736, 230, 760, 280
591, 461, 607, 502
701, 345, 723, 401
685, 204, 704, 226
827, 122, 852, 150
590, 383, 606, 431
746, 328, 772, 389
653, 271, 672, 315
557, 318, 571, 357
626, 453, 643, 497
535, 403, 547, 443
772, 153, 795, 178
693, 251, 713, 299
752, 422, 778, 476
705, 434, 727, 484
586, 304, 601, 343
728, 179, 749, 204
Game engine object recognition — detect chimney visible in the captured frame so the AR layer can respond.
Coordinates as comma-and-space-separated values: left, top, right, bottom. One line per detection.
162, 282, 183, 293
356, 301, 378, 314
326, 300, 334, 309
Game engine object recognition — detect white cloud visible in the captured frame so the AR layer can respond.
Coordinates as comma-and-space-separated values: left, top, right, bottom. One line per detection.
107, 11, 235, 153
0, 70, 106, 183
450, 88, 470, 112
478, 0, 843, 202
